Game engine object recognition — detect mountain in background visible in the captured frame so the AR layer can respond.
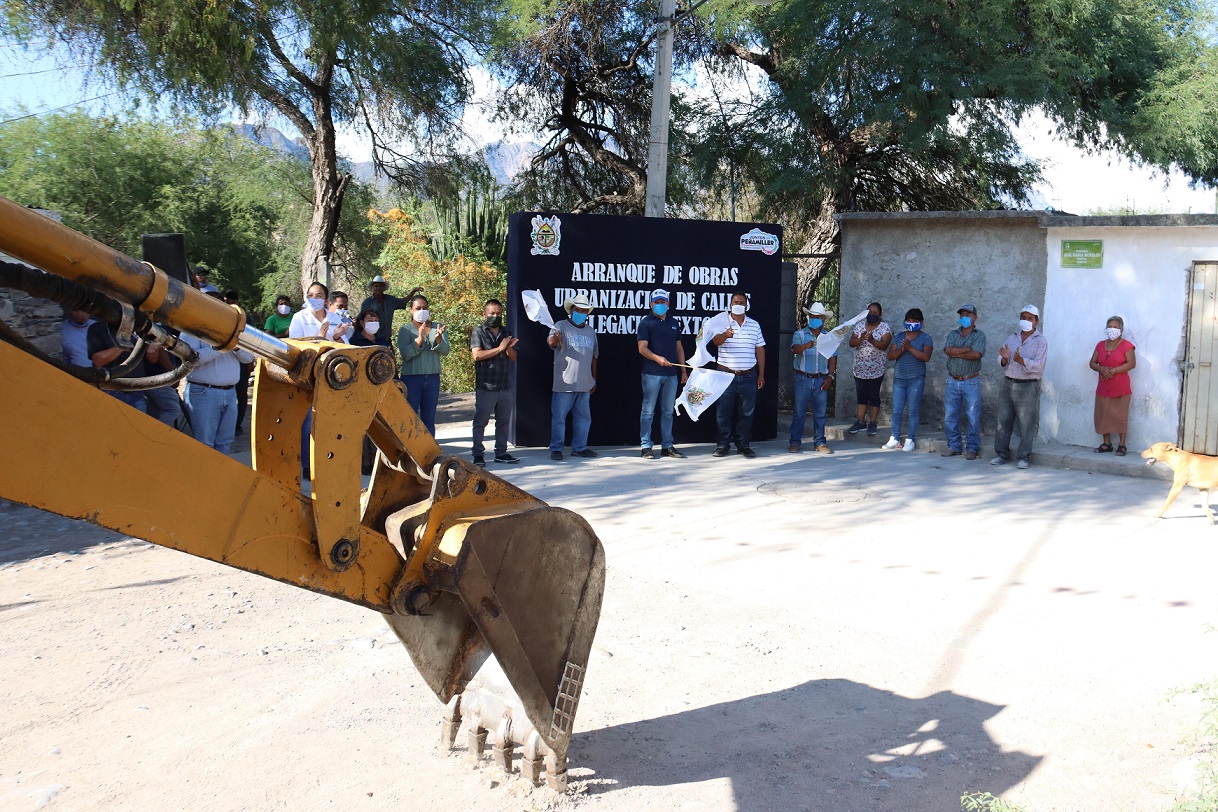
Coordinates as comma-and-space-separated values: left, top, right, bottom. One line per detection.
234, 123, 310, 161
235, 123, 538, 193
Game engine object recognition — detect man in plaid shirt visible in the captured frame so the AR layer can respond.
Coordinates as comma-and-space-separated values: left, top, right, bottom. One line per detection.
470, 298, 520, 467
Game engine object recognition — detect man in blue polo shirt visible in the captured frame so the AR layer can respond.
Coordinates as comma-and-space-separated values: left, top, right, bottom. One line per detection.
636, 288, 688, 459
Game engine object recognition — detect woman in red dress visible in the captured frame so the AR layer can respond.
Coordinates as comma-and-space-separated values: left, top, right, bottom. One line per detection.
1088, 315, 1136, 456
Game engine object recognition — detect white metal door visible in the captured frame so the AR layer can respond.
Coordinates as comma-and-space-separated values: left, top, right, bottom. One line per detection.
1183, 261, 1218, 454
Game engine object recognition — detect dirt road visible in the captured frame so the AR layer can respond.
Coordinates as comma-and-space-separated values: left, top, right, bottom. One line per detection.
2, 414, 1216, 811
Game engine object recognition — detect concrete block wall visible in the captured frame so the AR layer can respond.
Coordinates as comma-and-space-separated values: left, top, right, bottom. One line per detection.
835, 211, 1047, 436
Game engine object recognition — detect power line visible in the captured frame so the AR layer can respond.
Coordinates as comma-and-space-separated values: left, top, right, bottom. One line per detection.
0, 64, 87, 79
0, 92, 122, 126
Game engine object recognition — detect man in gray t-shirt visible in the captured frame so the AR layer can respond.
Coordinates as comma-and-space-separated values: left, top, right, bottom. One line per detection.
547, 294, 599, 460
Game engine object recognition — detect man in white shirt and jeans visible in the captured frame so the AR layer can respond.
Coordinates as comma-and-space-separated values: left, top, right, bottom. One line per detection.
180, 331, 255, 453
711, 292, 766, 458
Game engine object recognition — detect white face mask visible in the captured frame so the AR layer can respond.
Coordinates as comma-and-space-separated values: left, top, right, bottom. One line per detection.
364, 321, 380, 335
413, 308, 429, 324
1019, 319, 1035, 332
1105, 327, 1121, 340
277, 304, 290, 315
730, 304, 747, 316
307, 297, 326, 312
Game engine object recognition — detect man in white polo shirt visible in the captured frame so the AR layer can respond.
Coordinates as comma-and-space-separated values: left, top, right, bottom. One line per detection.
711, 292, 766, 458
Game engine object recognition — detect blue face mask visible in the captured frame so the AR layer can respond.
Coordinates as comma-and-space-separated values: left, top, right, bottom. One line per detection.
959, 316, 973, 328
571, 311, 588, 326
653, 304, 668, 316
905, 322, 921, 332
808, 318, 823, 329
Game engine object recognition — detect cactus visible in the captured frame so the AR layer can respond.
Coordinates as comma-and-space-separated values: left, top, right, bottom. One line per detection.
428, 180, 509, 267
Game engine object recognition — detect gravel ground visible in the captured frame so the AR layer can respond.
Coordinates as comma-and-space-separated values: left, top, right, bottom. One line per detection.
2, 394, 1216, 811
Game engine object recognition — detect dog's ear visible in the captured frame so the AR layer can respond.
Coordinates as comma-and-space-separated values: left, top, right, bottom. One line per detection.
1165, 443, 1178, 452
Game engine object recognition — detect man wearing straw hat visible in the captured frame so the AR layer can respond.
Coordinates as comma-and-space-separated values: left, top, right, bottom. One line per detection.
547, 293, 599, 461
359, 275, 410, 346
636, 289, 688, 459
789, 301, 837, 454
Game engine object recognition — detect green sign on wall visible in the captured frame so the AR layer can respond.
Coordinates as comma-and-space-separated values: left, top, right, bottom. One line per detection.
1061, 240, 1104, 268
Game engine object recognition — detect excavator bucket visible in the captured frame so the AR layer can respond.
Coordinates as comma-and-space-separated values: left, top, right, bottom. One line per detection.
382, 506, 605, 788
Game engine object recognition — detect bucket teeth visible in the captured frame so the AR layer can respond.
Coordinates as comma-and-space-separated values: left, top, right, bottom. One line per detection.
440, 695, 461, 750
467, 725, 488, 764
492, 717, 515, 773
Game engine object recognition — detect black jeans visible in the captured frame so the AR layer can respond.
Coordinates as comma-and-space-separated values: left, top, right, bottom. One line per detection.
715, 369, 758, 449
994, 377, 1040, 461
473, 387, 514, 456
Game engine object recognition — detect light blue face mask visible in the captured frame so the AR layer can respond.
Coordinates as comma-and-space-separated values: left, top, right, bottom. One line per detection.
959, 316, 972, 328
808, 318, 823, 329
571, 311, 588, 326
653, 304, 668, 316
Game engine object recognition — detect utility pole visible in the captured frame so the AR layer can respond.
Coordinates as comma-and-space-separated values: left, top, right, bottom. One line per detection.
645, 0, 676, 218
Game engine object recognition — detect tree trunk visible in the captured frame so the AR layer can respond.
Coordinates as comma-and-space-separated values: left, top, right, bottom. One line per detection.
299, 92, 351, 296
793, 196, 842, 311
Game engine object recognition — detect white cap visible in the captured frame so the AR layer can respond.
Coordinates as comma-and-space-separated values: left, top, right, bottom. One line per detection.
1020, 304, 1040, 318
650, 288, 670, 303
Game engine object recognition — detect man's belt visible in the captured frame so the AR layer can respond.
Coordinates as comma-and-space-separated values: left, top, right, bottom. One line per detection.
795, 369, 827, 378
189, 381, 236, 390
717, 364, 756, 376
1007, 377, 1039, 384
948, 372, 980, 381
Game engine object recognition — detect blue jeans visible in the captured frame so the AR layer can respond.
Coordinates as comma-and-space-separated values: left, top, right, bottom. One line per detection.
551, 391, 591, 452
790, 374, 829, 447
715, 369, 758, 449
640, 373, 678, 449
890, 376, 925, 440
106, 389, 147, 413
402, 373, 441, 436
144, 386, 183, 426
184, 382, 238, 453
944, 376, 982, 452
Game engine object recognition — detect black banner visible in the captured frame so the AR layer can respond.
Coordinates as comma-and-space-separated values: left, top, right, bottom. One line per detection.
506, 212, 783, 449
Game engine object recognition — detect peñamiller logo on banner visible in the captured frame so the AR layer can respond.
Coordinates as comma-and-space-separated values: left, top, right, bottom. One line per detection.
739, 227, 780, 256
530, 215, 562, 256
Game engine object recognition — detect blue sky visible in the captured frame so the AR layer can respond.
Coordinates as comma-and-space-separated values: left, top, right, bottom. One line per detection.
3, 41, 1214, 216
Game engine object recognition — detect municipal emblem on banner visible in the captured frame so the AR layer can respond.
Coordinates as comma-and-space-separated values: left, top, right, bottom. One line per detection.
739, 227, 779, 256
530, 215, 562, 256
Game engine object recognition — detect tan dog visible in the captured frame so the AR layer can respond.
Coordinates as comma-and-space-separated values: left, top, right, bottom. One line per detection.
1141, 442, 1218, 524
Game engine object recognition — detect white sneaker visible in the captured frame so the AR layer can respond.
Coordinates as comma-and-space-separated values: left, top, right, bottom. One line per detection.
901, 439, 915, 452
882, 436, 901, 450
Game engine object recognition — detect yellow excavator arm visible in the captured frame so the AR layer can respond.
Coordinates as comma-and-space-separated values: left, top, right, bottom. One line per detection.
0, 195, 604, 790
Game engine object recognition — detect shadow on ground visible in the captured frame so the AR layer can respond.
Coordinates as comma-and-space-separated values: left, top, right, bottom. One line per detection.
571, 679, 1040, 811
0, 499, 124, 565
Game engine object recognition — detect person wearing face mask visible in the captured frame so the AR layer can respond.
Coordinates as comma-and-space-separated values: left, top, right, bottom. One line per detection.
711, 292, 766, 458
288, 281, 348, 342
1089, 315, 1136, 456
470, 298, 520, 467
636, 289, 688, 459
359, 276, 412, 346
547, 293, 599, 461
351, 308, 389, 347
882, 308, 933, 452
264, 295, 294, 338
397, 293, 450, 436
941, 303, 987, 460
788, 301, 837, 454
847, 301, 892, 436
992, 304, 1048, 469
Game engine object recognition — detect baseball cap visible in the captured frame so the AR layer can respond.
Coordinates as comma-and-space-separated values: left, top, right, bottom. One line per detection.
1021, 304, 1040, 318
957, 303, 977, 315
650, 288, 670, 302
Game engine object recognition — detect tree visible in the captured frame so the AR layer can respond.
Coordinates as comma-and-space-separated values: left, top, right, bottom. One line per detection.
700, 0, 1218, 305
0, 110, 382, 316
369, 207, 504, 392
5, 0, 489, 294
490, 0, 704, 215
